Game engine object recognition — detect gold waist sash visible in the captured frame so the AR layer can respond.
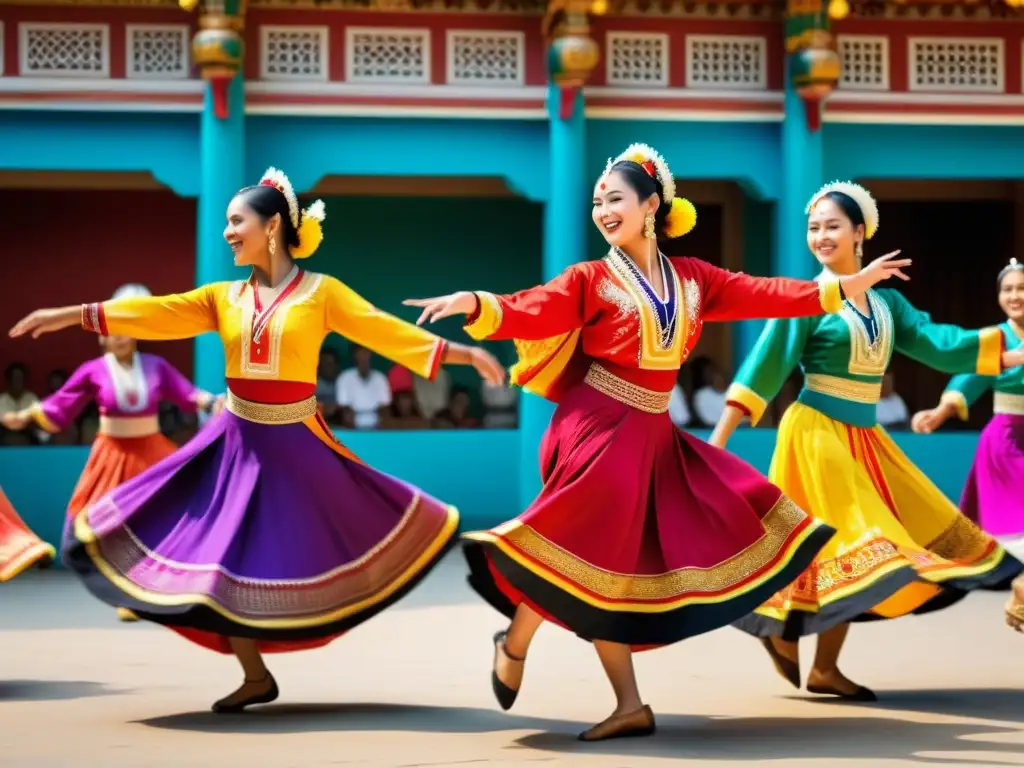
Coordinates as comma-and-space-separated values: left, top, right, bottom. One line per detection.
98, 415, 160, 438
225, 391, 318, 425
583, 363, 671, 414
804, 373, 882, 405
994, 392, 1024, 416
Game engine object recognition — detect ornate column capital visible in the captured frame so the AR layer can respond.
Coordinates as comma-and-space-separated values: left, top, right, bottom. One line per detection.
180, 0, 248, 119
543, 0, 605, 120
785, 0, 842, 132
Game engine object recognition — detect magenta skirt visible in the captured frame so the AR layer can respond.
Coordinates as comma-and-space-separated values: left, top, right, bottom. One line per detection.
961, 413, 1024, 538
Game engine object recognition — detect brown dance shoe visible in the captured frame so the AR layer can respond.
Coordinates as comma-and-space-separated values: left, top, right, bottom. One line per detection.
578, 705, 656, 742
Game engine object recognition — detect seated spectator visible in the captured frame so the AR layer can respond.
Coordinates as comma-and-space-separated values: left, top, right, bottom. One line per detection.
481, 380, 518, 428
433, 386, 480, 429
47, 369, 69, 395
316, 348, 343, 425
381, 389, 430, 431
0, 362, 38, 419
414, 367, 450, 421
691, 356, 728, 427
336, 344, 391, 430
876, 371, 909, 430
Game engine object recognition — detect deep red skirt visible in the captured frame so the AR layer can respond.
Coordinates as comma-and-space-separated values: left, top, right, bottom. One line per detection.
463, 382, 835, 649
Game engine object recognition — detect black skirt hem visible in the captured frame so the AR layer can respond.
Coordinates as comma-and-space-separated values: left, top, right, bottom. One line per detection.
732, 551, 1023, 640
62, 531, 458, 643
462, 522, 837, 647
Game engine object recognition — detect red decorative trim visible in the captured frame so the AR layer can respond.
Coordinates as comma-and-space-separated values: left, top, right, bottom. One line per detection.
209, 76, 231, 120
465, 293, 482, 325
427, 340, 447, 382
81, 303, 107, 336
726, 400, 753, 418
804, 98, 822, 132
225, 378, 316, 404
558, 87, 579, 120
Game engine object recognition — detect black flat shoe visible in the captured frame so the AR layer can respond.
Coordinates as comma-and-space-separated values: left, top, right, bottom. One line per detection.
212, 675, 279, 713
806, 682, 877, 702
761, 637, 800, 689
491, 630, 522, 711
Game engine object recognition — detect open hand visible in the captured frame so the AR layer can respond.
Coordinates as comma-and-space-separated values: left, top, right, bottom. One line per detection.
9, 307, 79, 339
1004, 346, 1024, 370
860, 251, 912, 287
470, 347, 506, 387
910, 408, 947, 434
403, 292, 478, 326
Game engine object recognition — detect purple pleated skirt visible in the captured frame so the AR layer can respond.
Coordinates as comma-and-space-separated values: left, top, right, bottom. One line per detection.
960, 414, 1024, 539
63, 410, 458, 654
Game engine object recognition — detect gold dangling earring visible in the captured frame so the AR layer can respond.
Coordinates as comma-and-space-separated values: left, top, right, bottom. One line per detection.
644, 212, 656, 240
855, 240, 863, 264
268, 235, 277, 257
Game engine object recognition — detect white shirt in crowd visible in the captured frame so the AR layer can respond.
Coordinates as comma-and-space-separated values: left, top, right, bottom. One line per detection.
336, 368, 391, 429
0, 391, 38, 417
668, 385, 691, 428
693, 386, 726, 426
876, 394, 909, 426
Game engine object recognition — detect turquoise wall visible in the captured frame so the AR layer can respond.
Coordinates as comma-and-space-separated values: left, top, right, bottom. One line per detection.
1, 429, 980, 560
312, 195, 543, 390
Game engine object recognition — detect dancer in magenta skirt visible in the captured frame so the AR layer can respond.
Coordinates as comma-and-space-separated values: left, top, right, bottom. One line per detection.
8, 167, 505, 713
405, 143, 912, 740
912, 258, 1024, 554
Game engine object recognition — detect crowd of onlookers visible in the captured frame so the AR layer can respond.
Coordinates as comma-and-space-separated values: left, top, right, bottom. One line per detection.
0, 350, 912, 448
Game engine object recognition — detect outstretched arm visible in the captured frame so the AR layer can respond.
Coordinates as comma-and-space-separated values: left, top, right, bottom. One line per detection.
9, 286, 219, 341
888, 292, 1024, 376
695, 251, 911, 323
709, 316, 812, 448
404, 265, 588, 342
325, 277, 504, 385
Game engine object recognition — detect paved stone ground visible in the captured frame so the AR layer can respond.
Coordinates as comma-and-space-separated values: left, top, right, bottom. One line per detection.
2, 553, 1023, 767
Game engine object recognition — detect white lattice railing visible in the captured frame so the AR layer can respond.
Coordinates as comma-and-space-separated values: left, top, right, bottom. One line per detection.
260, 25, 329, 81
908, 36, 1004, 93
606, 32, 669, 87
837, 34, 889, 91
446, 30, 524, 86
19, 22, 110, 77
345, 26, 430, 84
685, 34, 767, 90
126, 24, 190, 79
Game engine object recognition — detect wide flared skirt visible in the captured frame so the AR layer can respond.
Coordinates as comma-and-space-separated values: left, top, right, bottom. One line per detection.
734, 402, 1022, 640
0, 487, 55, 582
63, 411, 458, 654
960, 414, 1024, 539
66, 432, 179, 519
463, 383, 835, 649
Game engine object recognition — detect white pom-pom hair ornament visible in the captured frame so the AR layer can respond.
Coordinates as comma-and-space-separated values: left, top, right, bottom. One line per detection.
259, 167, 300, 229
806, 181, 879, 240
605, 143, 676, 204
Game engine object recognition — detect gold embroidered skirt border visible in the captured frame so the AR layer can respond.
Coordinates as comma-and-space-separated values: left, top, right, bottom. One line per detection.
583, 364, 671, 414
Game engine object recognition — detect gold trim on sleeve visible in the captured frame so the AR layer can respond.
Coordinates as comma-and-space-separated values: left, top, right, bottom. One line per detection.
939, 390, 969, 421
725, 382, 768, 426
818, 278, 843, 315
464, 291, 503, 341
29, 403, 60, 434
977, 326, 1004, 377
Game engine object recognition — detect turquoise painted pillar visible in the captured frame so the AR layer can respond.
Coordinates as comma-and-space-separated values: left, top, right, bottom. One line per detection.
774, 83, 823, 281
517, 85, 587, 510
194, 75, 245, 395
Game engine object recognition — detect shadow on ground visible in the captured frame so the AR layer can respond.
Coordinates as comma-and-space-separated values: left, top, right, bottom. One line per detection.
137, 702, 583, 736
516, 711, 1024, 764
0, 679, 124, 701
784, 687, 1024, 724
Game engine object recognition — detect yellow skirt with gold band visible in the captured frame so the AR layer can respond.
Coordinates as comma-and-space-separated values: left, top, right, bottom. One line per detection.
733, 402, 1022, 639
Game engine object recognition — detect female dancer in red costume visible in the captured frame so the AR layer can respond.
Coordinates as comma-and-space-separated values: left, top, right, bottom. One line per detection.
406, 143, 912, 740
